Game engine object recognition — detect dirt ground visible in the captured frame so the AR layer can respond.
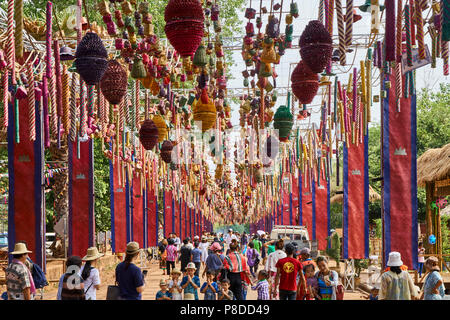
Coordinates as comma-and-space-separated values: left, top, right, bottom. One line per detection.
38, 256, 364, 300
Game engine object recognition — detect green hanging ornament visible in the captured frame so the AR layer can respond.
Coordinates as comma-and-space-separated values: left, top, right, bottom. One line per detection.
290, 2, 299, 17
243, 78, 249, 87
273, 105, 293, 142
131, 56, 147, 79
193, 44, 207, 67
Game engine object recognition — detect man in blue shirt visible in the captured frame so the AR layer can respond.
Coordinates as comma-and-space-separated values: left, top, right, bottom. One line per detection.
191, 241, 202, 276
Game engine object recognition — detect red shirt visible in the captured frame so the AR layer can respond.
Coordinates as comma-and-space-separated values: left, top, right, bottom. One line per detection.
275, 257, 303, 291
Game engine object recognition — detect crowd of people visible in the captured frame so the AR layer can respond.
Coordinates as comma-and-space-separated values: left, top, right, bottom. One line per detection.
2, 232, 447, 301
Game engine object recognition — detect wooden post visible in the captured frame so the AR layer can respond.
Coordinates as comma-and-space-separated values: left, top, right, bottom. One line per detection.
425, 182, 434, 254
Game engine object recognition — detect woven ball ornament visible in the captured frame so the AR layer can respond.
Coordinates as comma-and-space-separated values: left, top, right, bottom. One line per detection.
160, 140, 174, 163
75, 32, 108, 85
100, 60, 128, 105
139, 119, 159, 150
193, 88, 217, 132
152, 114, 168, 142
193, 44, 208, 67
299, 20, 333, 73
291, 60, 319, 104
164, 0, 205, 57
273, 105, 293, 142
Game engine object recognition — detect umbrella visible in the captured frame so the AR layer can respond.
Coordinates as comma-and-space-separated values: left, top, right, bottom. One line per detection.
257, 230, 265, 236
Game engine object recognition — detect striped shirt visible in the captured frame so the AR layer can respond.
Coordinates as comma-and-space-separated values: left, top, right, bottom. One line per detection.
251, 280, 270, 300
223, 252, 248, 273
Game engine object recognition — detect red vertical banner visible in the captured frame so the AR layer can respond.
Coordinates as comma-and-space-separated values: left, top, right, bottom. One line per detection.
382, 73, 417, 269
8, 98, 45, 268
110, 159, 127, 253
147, 188, 158, 247
68, 139, 95, 258
164, 191, 173, 237
301, 173, 313, 239
292, 172, 300, 225
132, 175, 144, 246
181, 200, 186, 240
281, 173, 290, 225
343, 132, 369, 260
174, 198, 179, 238
314, 176, 330, 251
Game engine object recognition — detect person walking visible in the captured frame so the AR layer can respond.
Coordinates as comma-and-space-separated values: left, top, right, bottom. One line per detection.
191, 241, 202, 276
222, 241, 252, 300
265, 239, 286, 299
417, 242, 425, 277
115, 242, 145, 300
379, 252, 418, 300
203, 242, 224, 280
5, 243, 36, 300
59, 256, 85, 300
198, 236, 209, 269
179, 239, 192, 274
165, 238, 178, 276
274, 243, 305, 300
81, 247, 103, 300
420, 256, 445, 300
246, 241, 260, 278
314, 256, 339, 300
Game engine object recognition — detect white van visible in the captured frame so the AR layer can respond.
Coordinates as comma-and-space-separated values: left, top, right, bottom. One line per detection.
269, 225, 318, 258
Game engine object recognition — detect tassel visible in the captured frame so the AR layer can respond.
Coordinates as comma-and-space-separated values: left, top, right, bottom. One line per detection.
62, 65, 70, 136
336, 0, 346, 65
414, 0, 426, 60
69, 73, 78, 142
2, 70, 8, 128
7, 0, 16, 85
14, 0, 23, 60
385, 0, 396, 62
405, 5, 413, 66
396, 0, 402, 62
26, 62, 36, 141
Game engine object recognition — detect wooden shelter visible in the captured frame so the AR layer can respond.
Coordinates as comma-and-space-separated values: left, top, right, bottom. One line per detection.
417, 143, 450, 271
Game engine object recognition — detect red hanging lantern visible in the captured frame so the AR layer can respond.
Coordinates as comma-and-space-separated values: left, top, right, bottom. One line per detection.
291, 60, 319, 104
139, 119, 159, 150
100, 60, 128, 105
160, 140, 174, 163
164, 0, 205, 57
299, 20, 333, 73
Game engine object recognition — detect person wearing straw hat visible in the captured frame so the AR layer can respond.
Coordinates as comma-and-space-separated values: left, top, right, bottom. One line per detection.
168, 268, 183, 300
115, 242, 146, 300
5, 242, 35, 300
156, 279, 172, 300
81, 247, 103, 300
379, 252, 419, 300
180, 262, 200, 300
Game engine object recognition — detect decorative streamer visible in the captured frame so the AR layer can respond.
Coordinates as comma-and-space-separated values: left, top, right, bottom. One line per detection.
336, 0, 346, 65
49, 71, 58, 137
87, 85, 94, 129
443, 41, 449, 75
26, 62, 36, 141
385, 0, 396, 62
2, 70, 8, 128
69, 73, 78, 142
395, 61, 402, 111
414, 0, 426, 59
62, 65, 70, 135
345, 0, 353, 53
42, 76, 50, 148
7, 0, 15, 85
405, 4, 413, 66
45, 1, 52, 78
396, 0, 403, 62
382, 72, 418, 270
14, 0, 23, 60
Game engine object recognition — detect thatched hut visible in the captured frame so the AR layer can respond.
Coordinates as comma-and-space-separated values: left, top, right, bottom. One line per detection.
417, 143, 450, 271
330, 185, 381, 204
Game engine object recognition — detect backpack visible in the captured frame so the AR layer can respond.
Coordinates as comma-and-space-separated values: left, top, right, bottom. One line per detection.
30, 260, 49, 289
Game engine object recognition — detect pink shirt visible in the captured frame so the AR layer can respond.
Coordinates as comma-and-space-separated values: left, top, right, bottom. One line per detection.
166, 245, 178, 262
418, 248, 425, 263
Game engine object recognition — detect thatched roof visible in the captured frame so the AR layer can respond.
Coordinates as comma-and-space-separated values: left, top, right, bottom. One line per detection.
417, 143, 450, 187
330, 185, 381, 204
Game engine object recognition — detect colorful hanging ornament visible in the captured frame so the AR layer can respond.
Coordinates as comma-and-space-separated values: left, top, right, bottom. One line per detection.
164, 0, 205, 57
299, 20, 333, 73
193, 88, 217, 132
273, 105, 293, 142
160, 140, 174, 163
291, 60, 319, 104
100, 60, 128, 105
152, 114, 168, 142
139, 119, 159, 150
75, 32, 108, 85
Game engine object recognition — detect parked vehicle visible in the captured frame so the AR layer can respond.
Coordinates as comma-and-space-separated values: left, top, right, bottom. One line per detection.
269, 225, 318, 258
0, 233, 7, 249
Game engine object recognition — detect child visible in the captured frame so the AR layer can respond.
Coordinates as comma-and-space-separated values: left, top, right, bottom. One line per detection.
303, 263, 319, 300
168, 268, 183, 300
241, 280, 248, 300
191, 241, 202, 277
156, 280, 172, 300
180, 262, 200, 300
218, 278, 234, 300
200, 270, 219, 300
251, 270, 270, 300
369, 287, 379, 300
418, 242, 425, 277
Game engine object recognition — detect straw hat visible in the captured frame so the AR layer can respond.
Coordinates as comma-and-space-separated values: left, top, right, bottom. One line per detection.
387, 251, 403, 267
10, 243, 32, 255
171, 268, 182, 275
160, 279, 167, 286
82, 247, 104, 261
126, 241, 140, 255
186, 262, 197, 270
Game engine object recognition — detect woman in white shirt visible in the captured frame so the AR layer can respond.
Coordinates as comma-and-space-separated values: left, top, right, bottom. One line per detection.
81, 247, 103, 300
265, 239, 286, 300
198, 236, 210, 269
